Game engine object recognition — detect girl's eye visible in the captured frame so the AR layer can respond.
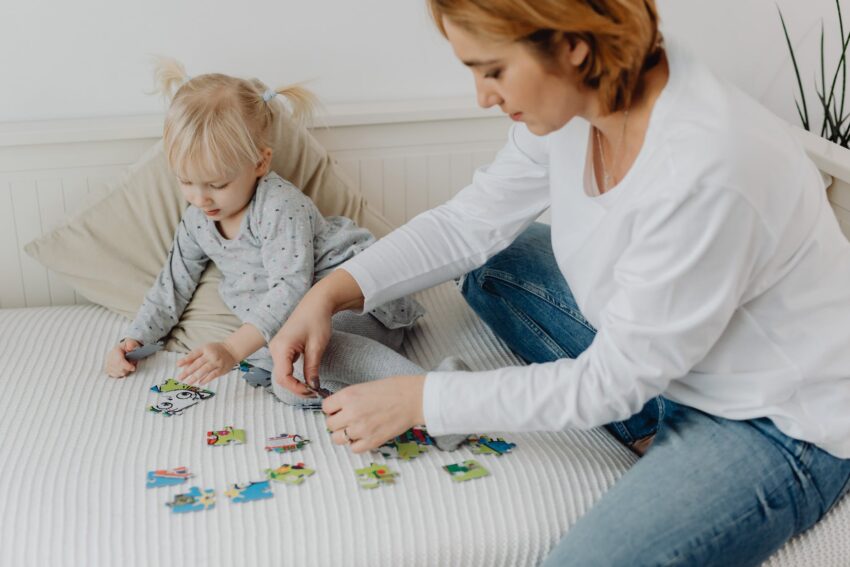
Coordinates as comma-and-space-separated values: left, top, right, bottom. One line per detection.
485, 68, 502, 80
209, 182, 229, 190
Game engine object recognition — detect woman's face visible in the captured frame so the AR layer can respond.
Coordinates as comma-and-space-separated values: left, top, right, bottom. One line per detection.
443, 18, 592, 136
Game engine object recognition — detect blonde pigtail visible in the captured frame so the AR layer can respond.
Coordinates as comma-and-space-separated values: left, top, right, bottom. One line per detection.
273, 84, 321, 125
151, 55, 190, 100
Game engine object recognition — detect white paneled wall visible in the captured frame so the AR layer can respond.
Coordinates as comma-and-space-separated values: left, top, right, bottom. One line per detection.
0, 107, 510, 308
2, 109, 849, 310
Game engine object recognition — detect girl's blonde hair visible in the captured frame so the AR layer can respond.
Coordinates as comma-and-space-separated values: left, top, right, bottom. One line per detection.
152, 56, 318, 182
427, 0, 662, 114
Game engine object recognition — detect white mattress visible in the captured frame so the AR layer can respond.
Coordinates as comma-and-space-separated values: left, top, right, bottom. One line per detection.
0, 282, 847, 566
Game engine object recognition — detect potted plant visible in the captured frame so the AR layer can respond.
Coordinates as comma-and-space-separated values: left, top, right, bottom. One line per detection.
779, 0, 850, 148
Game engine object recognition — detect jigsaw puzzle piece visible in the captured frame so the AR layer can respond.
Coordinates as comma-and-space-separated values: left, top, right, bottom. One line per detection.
147, 379, 215, 417
468, 436, 517, 456
265, 462, 316, 485
444, 459, 490, 482
206, 426, 247, 446
355, 463, 399, 489
225, 480, 274, 503
166, 487, 216, 513
146, 466, 192, 488
264, 433, 310, 453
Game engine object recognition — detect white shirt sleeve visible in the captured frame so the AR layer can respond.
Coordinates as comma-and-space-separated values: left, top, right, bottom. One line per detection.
341, 123, 552, 312
423, 185, 774, 435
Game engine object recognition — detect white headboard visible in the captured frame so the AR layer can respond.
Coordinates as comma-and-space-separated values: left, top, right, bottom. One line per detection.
1, 104, 848, 309
0, 100, 510, 309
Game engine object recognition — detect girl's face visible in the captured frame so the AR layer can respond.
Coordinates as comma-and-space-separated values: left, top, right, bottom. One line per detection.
443, 18, 593, 136
178, 148, 272, 222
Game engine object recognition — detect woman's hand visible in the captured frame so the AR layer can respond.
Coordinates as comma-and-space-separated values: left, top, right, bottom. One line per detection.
324, 375, 427, 453
269, 293, 334, 397
270, 269, 366, 397
104, 339, 141, 378
177, 342, 238, 385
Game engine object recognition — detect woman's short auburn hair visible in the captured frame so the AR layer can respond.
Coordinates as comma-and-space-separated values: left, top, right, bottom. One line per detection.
427, 0, 662, 114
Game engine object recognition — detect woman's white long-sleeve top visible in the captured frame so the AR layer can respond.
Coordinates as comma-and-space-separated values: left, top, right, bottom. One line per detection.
342, 39, 850, 458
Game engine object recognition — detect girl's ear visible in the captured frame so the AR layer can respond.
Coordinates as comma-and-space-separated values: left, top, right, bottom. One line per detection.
255, 147, 273, 176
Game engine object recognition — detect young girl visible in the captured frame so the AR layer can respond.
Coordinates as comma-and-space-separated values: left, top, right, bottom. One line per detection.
103, 59, 465, 416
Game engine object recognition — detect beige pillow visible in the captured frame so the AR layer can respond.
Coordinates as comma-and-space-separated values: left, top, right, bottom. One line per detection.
24, 99, 393, 352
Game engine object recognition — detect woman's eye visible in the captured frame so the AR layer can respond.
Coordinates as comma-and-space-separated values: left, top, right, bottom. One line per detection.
485, 69, 502, 80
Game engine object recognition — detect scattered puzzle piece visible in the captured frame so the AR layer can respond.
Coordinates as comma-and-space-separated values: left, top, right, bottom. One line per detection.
225, 480, 274, 503
148, 379, 215, 417
166, 487, 216, 513
355, 463, 399, 489
395, 426, 433, 446
468, 436, 516, 456
240, 363, 272, 388
444, 459, 490, 482
265, 433, 310, 453
265, 462, 315, 485
207, 426, 246, 446
146, 466, 193, 488
376, 440, 426, 461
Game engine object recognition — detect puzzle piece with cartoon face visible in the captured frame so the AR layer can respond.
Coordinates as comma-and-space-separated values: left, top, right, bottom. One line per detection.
444, 459, 490, 482
468, 436, 516, 456
207, 426, 246, 446
147, 379, 215, 417
225, 480, 274, 503
165, 487, 216, 513
355, 463, 399, 489
376, 440, 426, 461
264, 433, 310, 453
146, 466, 193, 488
265, 462, 315, 485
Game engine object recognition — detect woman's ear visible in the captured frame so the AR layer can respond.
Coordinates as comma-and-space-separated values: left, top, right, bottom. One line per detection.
255, 147, 273, 176
560, 37, 589, 69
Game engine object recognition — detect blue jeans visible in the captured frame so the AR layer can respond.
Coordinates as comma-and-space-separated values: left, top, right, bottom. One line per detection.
461, 222, 850, 566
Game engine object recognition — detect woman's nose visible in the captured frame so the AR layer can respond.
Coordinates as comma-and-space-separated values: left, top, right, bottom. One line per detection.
475, 76, 502, 109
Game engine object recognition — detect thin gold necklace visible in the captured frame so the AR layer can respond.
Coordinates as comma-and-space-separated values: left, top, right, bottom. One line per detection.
595, 109, 629, 192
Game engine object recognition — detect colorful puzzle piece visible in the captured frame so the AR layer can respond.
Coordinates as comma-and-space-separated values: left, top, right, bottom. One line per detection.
225, 480, 274, 503
355, 463, 399, 489
147, 379, 215, 417
165, 487, 216, 513
376, 440, 426, 461
146, 466, 192, 488
444, 459, 490, 482
468, 436, 516, 456
265, 462, 316, 485
265, 433, 310, 453
240, 363, 272, 388
207, 426, 246, 446
395, 426, 434, 446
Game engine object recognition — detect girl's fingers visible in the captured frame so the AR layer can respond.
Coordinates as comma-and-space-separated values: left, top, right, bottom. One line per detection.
179, 357, 208, 383
177, 350, 201, 367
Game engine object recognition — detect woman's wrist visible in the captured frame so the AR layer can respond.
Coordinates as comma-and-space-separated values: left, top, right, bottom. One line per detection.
314, 268, 366, 314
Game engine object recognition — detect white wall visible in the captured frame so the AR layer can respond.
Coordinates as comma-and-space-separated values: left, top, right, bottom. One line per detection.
1, 0, 847, 127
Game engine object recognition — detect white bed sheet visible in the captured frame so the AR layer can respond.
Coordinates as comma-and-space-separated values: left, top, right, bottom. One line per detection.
0, 282, 847, 566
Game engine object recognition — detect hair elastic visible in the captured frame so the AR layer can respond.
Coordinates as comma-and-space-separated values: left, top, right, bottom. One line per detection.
262, 88, 276, 102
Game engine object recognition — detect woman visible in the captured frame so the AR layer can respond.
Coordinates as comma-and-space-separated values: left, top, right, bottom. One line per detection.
269, 1, 850, 564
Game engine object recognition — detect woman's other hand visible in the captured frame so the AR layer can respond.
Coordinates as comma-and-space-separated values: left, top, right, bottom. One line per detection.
324, 375, 427, 453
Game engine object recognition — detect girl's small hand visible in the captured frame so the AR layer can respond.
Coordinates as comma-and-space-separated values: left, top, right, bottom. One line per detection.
105, 339, 142, 378
323, 375, 427, 453
177, 342, 238, 386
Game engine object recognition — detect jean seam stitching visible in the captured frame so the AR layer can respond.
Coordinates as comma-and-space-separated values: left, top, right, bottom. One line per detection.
497, 294, 570, 360
481, 268, 595, 333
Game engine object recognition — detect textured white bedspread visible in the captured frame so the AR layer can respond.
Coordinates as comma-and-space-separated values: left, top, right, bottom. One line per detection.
0, 282, 847, 566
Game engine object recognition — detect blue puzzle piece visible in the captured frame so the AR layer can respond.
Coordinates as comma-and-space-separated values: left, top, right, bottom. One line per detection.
225, 480, 274, 503
165, 487, 215, 513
